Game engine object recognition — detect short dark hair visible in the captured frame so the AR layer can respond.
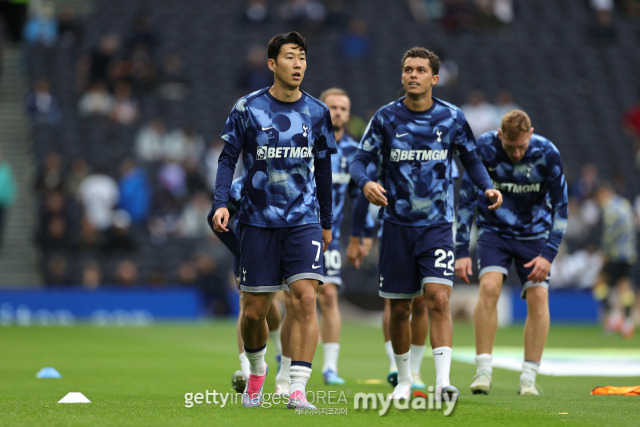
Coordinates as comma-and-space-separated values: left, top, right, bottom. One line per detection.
401, 46, 440, 75
267, 31, 307, 61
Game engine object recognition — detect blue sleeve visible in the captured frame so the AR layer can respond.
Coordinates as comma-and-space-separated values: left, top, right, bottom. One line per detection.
540, 149, 569, 262
458, 149, 493, 192
212, 142, 242, 211
350, 162, 378, 237
213, 105, 245, 211
455, 172, 480, 258
350, 113, 383, 189
315, 154, 333, 230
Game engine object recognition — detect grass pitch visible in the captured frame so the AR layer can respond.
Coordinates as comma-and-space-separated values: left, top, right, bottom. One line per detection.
1, 320, 638, 426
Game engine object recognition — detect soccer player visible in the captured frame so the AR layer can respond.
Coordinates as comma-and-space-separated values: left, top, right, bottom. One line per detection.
349, 46, 502, 401
314, 87, 375, 386
211, 31, 337, 409
592, 182, 637, 339
454, 109, 569, 396
207, 178, 283, 392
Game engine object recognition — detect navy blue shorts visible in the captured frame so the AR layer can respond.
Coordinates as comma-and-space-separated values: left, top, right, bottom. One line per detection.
322, 239, 342, 286
476, 230, 549, 299
239, 224, 324, 293
379, 222, 455, 299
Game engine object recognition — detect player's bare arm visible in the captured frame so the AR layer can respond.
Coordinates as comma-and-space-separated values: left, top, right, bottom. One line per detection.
454, 257, 473, 284
524, 256, 551, 283
484, 189, 503, 211
212, 207, 230, 232
363, 181, 388, 206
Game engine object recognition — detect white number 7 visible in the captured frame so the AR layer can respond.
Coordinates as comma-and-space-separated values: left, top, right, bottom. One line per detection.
312, 240, 322, 262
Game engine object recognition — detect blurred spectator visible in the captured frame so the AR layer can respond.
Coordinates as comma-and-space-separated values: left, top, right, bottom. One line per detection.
156, 54, 191, 101
461, 90, 500, 137
76, 33, 122, 92
36, 214, 71, 255
340, 18, 373, 60
178, 191, 211, 237
434, 49, 459, 88
135, 117, 169, 163
440, 0, 476, 34
622, 93, 640, 168
39, 190, 68, 227
236, 44, 272, 94
73, 216, 103, 254
494, 89, 520, 118
109, 80, 139, 125
56, 5, 83, 47
81, 260, 101, 290
23, 1, 58, 47
587, 0, 617, 46
279, 0, 326, 29
124, 12, 157, 59
324, 0, 347, 27
0, 150, 16, 251
177, 259, 199, 286
114, 258, 139, 286
184, 158, 208, 195
102, 210, 137, 255
117, 158, 151, 225
77, 166, 119, 231
62, 157, 90, 198
241, 0, 270, 24
0, 0, 28, 42
570, 162, 600, 201
44, 253, 72, 286
157, 161, 188, 203
78, 80, 113, 118
407, 0, 445, 24
621, 0, 640, 17
26, 77, 61, 124
164, 124, 205, 163
35, 151, 64, 194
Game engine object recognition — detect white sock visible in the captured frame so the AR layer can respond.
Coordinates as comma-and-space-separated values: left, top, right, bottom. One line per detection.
394, 350, 411, 386
245, 346, 267, 376
385, 340, 397, 371
520, 360, 540, 383
289, 364, 312, 395
269, 327, 282, 357
410, 344, 426, 374
475, 353, 492, 375
433, 346, 452, 388
322, 342, 340, 373
276, 355, 291, 385
239, 352, 250, 378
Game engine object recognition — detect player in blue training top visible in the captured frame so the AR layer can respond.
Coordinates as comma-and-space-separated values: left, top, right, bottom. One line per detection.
316, 87, 375, 386
454, 109, 569, 396
211, 31, 337, 410
349, 46, 502, 403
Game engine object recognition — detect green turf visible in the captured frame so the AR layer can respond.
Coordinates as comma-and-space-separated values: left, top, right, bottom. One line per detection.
1, 321, 638, 426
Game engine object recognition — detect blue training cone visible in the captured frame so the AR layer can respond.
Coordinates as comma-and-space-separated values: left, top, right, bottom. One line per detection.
36, 367, 62, 378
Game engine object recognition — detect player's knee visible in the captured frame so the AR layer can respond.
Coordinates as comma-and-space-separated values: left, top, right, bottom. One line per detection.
426, 291, 450, 313
479, 280, 502, 303
390, 301, 411, 321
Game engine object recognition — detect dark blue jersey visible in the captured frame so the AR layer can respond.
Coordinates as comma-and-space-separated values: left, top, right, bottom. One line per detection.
350, 97, 492, 227
455, 131, 569, 262
213, 88, 337, 229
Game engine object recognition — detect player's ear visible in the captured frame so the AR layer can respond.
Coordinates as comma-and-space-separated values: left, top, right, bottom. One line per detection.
267, 58, 276, 72
432, 74, 439, 86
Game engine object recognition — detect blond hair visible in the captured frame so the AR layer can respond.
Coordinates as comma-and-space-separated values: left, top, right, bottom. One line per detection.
501, 109, 531, 141
319, 87, 349, 103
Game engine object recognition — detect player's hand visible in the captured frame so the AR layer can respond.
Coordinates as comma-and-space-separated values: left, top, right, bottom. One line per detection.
347, 236, 363, 268
212, 207, 230, 232
484, 189, 503, 211
363, 182, 388, 206
322, 229, 332, 252
361, 237, 373, 258
455, 257, 473, 284
524, 256, 551, 283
